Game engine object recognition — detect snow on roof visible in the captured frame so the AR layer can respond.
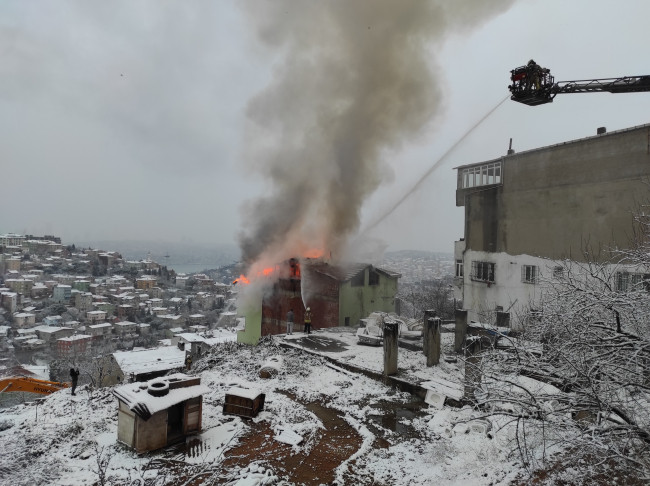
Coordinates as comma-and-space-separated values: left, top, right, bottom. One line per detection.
34, 325, 72, 334
177, 332, 237, 346
227, 386, 263, 400
58, 334, 92, 342
113, 374, 210, 419
88, 322, 113, 329
113, 346, 186, 375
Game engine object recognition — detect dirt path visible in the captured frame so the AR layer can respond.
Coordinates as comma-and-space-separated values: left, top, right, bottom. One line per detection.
220, 398, 364, 485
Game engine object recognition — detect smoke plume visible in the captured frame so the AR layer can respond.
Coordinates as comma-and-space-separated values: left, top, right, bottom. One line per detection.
239, 0, 515, 272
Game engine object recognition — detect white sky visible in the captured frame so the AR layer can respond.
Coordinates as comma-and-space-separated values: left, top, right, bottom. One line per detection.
2, 0, 650, 255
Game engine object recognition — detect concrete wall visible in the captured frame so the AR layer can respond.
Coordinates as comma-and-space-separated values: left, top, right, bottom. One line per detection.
460, 250, 548, 327
117, 401, 136, 448
338, 268, 398, 327
457, 125, 650, 261
135, 409, 167, 453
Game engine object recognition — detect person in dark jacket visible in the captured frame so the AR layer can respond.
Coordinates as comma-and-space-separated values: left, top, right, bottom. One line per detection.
70, 368, 80, 395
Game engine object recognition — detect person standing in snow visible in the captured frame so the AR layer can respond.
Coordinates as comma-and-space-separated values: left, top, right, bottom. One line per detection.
185, 354, 192, 371
304, 307, 312, 335
70, 368, 80, 396
286, 309, 294, 335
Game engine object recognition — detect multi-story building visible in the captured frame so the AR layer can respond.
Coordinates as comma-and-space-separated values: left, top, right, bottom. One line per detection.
13, 312, 36, 327
0, 234, 26, 248
5, 278, 34, 296
87, 322, 114, 340
56, 334, 92, 358
5, 258, 21, 272
1, 291, 18, 313
52, 284, 72, 303
453, 123, 650, 328
87, 310, 107, 323
135, 276, 157, 291
74, 292, 93, 313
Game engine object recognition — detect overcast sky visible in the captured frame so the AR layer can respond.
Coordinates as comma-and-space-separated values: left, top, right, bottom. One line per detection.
2, 0, 650, 259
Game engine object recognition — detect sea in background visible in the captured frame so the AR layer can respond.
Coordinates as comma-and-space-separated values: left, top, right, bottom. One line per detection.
76, 239, 240, 275
166, 262, 217, 275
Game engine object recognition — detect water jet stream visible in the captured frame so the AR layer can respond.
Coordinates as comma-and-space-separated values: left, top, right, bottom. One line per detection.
362, 95, 509, 235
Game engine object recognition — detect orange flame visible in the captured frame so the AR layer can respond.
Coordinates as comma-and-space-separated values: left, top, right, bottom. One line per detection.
233, 274, 250, 285
303, 248, 325, 259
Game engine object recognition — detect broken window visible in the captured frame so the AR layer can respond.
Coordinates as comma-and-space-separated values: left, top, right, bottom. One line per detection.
522, 265, 539, 284
351, 271, 365, 287
471, 261, 495, 283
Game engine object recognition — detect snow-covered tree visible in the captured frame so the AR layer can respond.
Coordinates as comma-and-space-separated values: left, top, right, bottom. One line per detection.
468, 215, 650, 482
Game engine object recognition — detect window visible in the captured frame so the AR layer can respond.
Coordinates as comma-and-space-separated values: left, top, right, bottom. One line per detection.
459, 161, 502, 189
471, 261, 495, 283
615, 272, 650, 292
351, 271, 365, 287
368, 269, 379, 286
552, 266, 564, 279
522, 265, 539, 284
455, 259, 464, 277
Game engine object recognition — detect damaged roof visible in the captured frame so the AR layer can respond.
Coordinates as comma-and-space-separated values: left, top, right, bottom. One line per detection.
305, 262, 401, 281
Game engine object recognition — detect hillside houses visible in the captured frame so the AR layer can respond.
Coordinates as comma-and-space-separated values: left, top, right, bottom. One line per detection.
0, 234, 237, 368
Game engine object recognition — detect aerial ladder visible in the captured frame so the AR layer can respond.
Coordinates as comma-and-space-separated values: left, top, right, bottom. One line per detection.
509, 60, 650, 106
0, 376, 70, 395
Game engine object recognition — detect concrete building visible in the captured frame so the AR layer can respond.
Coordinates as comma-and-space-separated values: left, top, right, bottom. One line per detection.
13, 312, 36, 327
135, 277, 157, 291
1, 291, 18, 313
453, 123, 650, 328
114, 321, 137, 337
5, 278, 33, 296
0, 234, 26, 247
5, 258, 21, 272
87, 322, 114, 340
52, 284, 72, 303
75, 292, 93, 313
87, 310, 107, 323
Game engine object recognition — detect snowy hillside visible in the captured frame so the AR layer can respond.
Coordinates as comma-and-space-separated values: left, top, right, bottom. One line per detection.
0, 332, 547, 485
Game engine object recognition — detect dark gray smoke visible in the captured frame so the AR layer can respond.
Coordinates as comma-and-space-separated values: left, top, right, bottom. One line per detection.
238, 0, 515, 272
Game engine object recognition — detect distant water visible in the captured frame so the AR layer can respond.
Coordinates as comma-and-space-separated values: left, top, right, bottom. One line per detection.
166, 263, 216, 275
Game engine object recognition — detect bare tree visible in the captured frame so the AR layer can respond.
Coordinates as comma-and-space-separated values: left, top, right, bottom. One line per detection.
466, 246, 650, 482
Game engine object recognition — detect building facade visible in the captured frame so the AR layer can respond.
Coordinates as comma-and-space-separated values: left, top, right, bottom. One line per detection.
238, 259, 400, 345
454, 123, 650, 327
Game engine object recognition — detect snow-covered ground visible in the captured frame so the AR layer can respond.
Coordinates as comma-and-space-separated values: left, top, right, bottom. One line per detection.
0, 328, 539, 485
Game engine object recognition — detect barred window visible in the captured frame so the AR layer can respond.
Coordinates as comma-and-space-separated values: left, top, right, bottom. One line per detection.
522, 265, 539, 284
615, 272, 650, 292
471, 261, 495, 283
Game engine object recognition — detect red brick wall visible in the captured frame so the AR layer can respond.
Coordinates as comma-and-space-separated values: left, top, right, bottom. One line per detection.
261, 270, 340, 335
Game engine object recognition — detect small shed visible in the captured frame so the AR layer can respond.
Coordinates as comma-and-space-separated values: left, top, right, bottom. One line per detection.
113, 373, 209, 453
